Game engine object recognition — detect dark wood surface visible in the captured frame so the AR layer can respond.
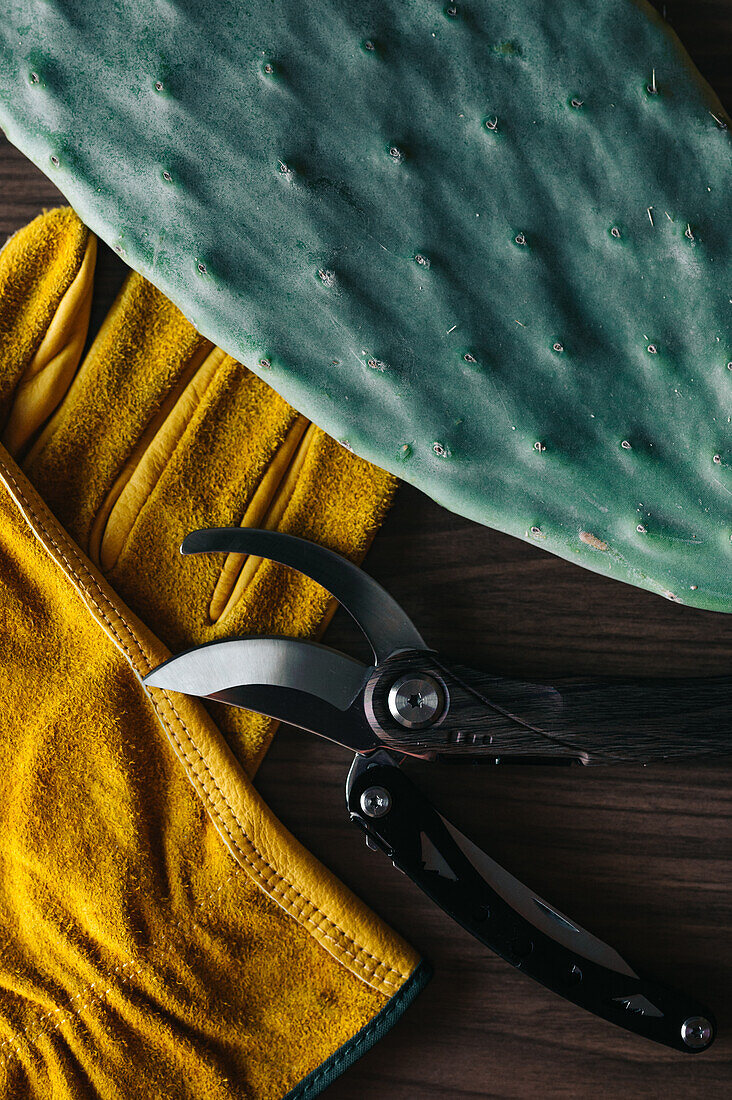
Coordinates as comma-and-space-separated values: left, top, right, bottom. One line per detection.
1, 2, 730, 1096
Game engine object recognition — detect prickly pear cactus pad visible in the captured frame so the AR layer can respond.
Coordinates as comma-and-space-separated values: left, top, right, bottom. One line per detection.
0, 1, 730, 609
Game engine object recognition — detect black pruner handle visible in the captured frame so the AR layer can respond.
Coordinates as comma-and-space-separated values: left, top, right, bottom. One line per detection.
346, 756, 716, 1053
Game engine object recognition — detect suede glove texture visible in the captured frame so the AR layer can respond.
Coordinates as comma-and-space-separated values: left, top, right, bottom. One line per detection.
0, 209, 427, 1099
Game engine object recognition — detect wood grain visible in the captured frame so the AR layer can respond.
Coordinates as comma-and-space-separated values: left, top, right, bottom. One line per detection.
0, 2, 730, 1096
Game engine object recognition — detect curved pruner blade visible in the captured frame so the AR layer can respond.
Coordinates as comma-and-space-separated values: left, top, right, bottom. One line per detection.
180, 527, 427, 664
143, 636, 378, 752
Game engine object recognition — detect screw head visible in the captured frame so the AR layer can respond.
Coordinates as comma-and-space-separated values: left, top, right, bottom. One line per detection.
360, 786, 392, 818
388, 674, 445, 729
680, 1016, 713, 1050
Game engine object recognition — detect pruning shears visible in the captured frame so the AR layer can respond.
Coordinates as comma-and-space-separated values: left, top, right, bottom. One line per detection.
144, 527, 726, 1054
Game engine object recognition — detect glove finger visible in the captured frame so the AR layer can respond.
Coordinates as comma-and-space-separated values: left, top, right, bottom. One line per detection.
207, 413, 311, 622
90, 343, 230, 571
0, 207, 95, 457
23, 270, 211, 549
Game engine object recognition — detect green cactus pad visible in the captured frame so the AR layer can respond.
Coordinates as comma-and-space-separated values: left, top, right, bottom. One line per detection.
0, 0, 730, 609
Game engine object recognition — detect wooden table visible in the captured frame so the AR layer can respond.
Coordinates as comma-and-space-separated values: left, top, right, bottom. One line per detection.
1, 3, 730, 1096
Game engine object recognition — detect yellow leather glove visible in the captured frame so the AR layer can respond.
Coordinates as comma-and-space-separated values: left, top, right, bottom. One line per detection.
0, 209, 428, 1099
2, 207, 398, 773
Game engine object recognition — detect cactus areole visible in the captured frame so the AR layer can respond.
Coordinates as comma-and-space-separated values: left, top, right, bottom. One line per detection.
0, 0, 730, 609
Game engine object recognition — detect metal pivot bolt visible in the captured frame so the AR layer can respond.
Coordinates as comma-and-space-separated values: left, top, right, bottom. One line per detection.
387, 673, 446, 729
360, 786, 392, 818
680, 1016, 713, 1050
